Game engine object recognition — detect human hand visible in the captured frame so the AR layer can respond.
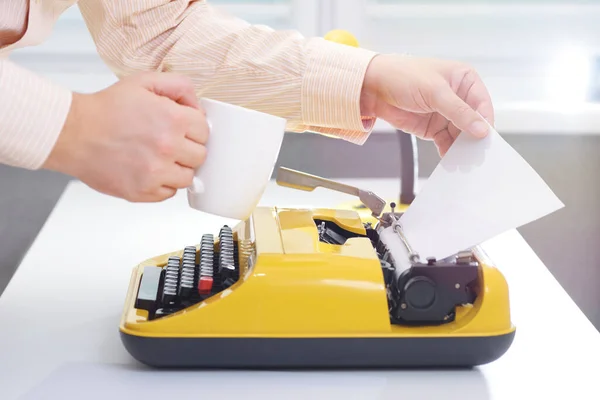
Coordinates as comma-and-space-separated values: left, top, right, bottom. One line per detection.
43, 72, 209, 202
360, 54, 494, 156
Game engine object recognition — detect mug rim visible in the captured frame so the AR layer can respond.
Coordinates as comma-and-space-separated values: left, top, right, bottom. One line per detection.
200, 97, 288, 124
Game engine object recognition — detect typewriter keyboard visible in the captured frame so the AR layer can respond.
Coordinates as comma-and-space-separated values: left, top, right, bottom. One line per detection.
134, 225, 240, 320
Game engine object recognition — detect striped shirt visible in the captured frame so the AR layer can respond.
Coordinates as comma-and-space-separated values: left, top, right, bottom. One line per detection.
0, 0, 377, 170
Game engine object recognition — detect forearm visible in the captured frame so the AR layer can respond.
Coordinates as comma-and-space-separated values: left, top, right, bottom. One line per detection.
78, 0, 378, 144
0, 60, 72, 169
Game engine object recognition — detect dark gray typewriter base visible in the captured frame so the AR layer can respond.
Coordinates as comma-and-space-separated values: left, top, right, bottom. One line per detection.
121, 330, 515, 369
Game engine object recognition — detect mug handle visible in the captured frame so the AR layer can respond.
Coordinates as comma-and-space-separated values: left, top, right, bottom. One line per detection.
187, 116, 212, 194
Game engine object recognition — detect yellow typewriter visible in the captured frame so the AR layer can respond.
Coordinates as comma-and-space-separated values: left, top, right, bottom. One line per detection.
118, 30, 515, 368
119, 165, 515, 369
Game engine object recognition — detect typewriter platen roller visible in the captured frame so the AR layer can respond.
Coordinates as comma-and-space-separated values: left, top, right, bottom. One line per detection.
119, 167, 515, 369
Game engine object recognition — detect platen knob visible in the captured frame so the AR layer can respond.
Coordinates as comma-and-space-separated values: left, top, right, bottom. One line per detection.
403, 276, 436, 310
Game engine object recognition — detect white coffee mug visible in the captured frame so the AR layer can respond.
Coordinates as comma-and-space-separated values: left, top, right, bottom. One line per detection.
187, 98, 287, 220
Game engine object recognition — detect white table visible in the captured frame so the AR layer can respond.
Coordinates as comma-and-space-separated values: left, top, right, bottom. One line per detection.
1, 179, 599, 400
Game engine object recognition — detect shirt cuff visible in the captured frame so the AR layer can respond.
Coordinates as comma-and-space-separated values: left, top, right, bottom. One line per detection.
0, 60, 72, 170
296, 38, 379, 145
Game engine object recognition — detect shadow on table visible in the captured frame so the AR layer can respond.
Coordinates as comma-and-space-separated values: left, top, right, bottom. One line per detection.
21, 362, 490, 400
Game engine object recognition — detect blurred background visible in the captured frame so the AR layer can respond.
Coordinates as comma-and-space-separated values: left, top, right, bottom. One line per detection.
2, 0, 600, 330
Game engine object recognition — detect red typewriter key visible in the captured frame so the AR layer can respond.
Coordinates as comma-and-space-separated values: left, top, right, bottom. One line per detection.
198, 276, 213, 295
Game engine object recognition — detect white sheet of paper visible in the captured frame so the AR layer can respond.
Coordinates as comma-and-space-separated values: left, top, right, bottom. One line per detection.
399, 125, 564, 260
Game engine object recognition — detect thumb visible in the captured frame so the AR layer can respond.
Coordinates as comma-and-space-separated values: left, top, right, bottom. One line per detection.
432, 86, 490, 138
137, 72, 200, 109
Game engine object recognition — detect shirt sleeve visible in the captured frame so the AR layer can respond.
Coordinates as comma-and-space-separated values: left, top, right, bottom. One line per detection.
77, 0, 378, 145
0, 60, 72, 169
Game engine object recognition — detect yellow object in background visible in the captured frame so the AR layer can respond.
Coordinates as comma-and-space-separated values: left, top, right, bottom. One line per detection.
324, 29, 360, 47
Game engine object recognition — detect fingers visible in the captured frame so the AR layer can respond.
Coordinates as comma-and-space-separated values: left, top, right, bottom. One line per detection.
177, 139, 207, 169
134, 163, 196, 203
470, 81, 495, 128
163, 163, 196, 190
433, 130, 454, 157
180, 106, 210, 145
447, 122, 461, 142
136, 186, 178, 203
171, 105, 209, 168
457, 70, 495, 128
138, 72, 200, 109
431, 85, 490, 139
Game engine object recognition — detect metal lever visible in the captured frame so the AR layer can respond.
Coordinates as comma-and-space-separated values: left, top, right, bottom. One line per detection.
388, 203, 420, 263
275, 167, 386, 218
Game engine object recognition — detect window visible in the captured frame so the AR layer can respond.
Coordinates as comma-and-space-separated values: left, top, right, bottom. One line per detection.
332, 0, 600, 103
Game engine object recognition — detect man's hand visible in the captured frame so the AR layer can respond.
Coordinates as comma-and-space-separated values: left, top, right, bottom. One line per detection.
43, 72, 209, 202
361, 54, 494, 156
